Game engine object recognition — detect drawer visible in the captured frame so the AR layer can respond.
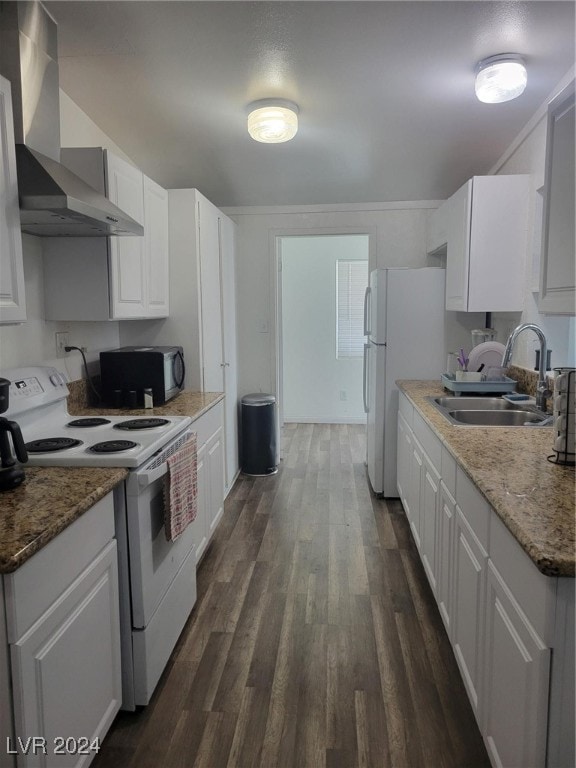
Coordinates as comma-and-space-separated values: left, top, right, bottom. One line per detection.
413, 409, 442, 470
4, 492, 116, 643
455, 467, 490, 551
398, 391, 413, 427
192, 399, 224, 447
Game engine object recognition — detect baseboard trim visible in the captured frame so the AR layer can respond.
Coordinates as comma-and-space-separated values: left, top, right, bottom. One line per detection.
283, 416, 366, 425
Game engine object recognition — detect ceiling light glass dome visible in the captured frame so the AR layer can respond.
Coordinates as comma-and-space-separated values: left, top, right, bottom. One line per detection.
475, 55, 527, 104
247, 100, 299, 143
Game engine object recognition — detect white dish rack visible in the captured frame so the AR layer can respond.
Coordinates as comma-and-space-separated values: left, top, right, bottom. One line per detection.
441, 373, 517, 397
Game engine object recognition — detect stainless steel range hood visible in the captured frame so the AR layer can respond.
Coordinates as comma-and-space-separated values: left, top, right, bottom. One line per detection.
0, 1, 143, 237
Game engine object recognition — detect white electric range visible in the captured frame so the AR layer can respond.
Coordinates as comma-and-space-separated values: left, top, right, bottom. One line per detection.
2, 366, 198, 710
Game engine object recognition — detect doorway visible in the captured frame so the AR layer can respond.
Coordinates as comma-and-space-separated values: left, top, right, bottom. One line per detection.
277, 234, 370, 425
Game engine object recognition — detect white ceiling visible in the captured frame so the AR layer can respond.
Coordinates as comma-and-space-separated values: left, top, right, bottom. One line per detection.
45, 1, 575, 207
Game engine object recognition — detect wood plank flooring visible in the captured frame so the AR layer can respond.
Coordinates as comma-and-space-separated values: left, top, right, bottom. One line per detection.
93, 423, 490, 768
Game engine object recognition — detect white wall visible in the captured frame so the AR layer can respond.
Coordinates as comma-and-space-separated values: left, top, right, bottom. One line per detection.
489, 68, 575, 371
0, 91, 137, 380
224, 202, 478, 401
281, 234, 368, 423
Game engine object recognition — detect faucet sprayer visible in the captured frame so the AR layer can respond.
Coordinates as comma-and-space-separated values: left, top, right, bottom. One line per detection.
502, 323, 552, 411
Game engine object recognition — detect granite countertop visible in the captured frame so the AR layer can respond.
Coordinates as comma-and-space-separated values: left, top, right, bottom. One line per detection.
0, 467, 127, 573
0, 390, 223, 575
69, 390, 224, 420
398, 380, 575, 578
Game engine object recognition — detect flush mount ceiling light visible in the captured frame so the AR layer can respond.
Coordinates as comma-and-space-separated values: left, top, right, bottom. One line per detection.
475, 54, 527, 103
247, 99, 299, 143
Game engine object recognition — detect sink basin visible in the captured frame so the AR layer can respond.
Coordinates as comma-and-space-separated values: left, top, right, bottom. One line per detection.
433, 396, 522, 411
427, 395, 551, 427
447, 410, 547, 426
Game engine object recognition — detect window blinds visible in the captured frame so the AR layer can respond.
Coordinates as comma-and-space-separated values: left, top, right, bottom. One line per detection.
336, 260, 368, 358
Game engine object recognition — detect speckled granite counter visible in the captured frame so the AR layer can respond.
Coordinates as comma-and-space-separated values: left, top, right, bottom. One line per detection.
0, 391, 223, 575
398, 380, 575, 577
69, 389, 224, 421
0, 466, 127, 573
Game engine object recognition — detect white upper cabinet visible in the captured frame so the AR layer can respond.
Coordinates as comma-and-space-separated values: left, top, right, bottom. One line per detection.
445, 175, 530, 312
144, 176, 170, 317
0, 74, 26, 324
539, 79, 575, 315
42, 148, 169, 321
106, 152, 146, 318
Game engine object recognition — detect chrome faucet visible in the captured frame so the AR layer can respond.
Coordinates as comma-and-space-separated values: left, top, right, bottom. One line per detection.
502, 323, 552, 411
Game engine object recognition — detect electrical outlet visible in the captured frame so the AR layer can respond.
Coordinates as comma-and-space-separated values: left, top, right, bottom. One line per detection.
55, 332, 70, 358
340, 390, 347, 401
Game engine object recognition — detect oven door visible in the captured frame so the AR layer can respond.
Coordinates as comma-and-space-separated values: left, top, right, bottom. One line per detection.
124, 429, 197, 628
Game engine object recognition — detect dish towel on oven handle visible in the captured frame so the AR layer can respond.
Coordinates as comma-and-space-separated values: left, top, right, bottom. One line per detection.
164, 433, 198, 542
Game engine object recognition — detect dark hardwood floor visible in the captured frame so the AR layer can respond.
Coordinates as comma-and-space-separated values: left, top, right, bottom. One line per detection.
94, 423, 490, 768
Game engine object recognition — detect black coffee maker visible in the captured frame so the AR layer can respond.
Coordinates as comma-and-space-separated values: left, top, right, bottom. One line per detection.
0, 378, 28, 491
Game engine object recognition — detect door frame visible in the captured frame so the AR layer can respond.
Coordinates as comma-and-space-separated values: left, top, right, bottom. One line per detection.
271, 227, 377, 445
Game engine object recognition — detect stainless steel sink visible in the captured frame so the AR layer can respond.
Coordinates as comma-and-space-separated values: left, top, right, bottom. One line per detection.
433, 396, 522, 411
427, 395, 551, 427
447, 410, 546, 426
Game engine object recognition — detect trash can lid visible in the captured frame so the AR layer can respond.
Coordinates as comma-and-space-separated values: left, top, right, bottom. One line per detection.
242, 393, 276, 405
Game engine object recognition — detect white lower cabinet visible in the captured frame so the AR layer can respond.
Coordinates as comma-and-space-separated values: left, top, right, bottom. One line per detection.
206, 426, 224, 538
396, 410, 412, 520
420, 453, 440, 595
396, 391, 574, 767
3, 494, 121, 768
408, 436, 423, 550
193, 442, 209, 565
452, 504, 488, 720
189, 401, 225, 566
483, 561, 550, 768
397, 407, 441, 596
437, 481, 456, 635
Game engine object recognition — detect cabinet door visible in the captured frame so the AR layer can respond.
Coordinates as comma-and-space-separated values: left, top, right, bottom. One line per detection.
0, 75, 26, 324
408, 436, 424, 550
539, 80, 575, 315
452, 505, 487, 723
198, 196, 224, 391
193, 442, 209, 565
420, 453, 440, 595
143, 176, 169, 317
483, 561, 550, 768
396, 410, 411, 512
219, 214, 239, 492
105, 152, 146, 318
10, 541, 121, 768
467, 176, 528, 312
437, 481, 456, 637
207, 426, 224, 538
445, 180, 472, 311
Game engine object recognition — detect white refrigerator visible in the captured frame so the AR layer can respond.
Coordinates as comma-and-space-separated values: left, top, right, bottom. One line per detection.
363, 268, 446, 497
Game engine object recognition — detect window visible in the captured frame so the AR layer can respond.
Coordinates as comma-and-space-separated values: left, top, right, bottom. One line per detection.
336, 260, 369, 357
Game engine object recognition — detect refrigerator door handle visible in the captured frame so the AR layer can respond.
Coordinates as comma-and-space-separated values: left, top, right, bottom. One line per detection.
363, 286, 371, 337
363, 343, 370, 414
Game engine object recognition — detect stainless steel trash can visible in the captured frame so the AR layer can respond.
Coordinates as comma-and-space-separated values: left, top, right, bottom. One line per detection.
241, 393, 278, 476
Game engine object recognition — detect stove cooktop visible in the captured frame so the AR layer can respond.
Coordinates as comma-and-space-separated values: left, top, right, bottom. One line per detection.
22, 414, 193, 468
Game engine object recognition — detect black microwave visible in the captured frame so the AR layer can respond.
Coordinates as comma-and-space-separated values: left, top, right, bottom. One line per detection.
99, 346, 185, 407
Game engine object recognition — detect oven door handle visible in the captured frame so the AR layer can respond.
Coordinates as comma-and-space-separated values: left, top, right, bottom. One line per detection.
134, 429, 195, 488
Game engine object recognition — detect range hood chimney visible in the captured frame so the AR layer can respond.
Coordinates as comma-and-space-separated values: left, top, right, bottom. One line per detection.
0, 1, 143, 237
